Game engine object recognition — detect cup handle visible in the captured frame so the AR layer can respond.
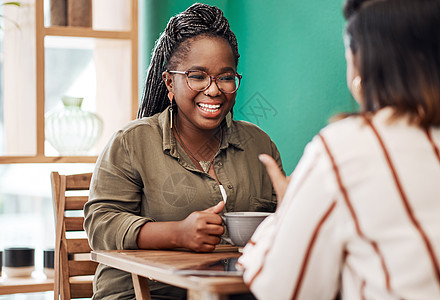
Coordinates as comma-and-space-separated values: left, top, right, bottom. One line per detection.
220, 216, 233, 245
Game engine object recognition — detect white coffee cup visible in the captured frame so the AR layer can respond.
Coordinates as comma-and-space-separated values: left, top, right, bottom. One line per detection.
222, 212, 271, 247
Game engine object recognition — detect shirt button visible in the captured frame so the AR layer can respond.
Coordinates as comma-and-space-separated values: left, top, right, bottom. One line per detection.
227, 184, 233, 189
217, 162, 223, 166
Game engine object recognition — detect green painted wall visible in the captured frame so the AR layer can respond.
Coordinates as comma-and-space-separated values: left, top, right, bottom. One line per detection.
139, 0, 355, 174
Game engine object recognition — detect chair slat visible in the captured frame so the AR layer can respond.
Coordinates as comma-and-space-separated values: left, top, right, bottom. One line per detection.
68, 260, 98, 276
65, 173, 92, 190
67, 238, 92, 254
65, 196, 88, 210
65, 217, 84, 231
52, 172, 100, 299
60, 238, 71, 299
69, 281, 94, 299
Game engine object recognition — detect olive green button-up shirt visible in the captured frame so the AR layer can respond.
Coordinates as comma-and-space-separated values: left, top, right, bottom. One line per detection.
84, 107, 284, 299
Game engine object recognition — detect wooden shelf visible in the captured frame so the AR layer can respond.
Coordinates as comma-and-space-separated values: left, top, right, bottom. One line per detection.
0, 0, 138, 164
0, 272, 53, 295
43, 26, 133, 39
0, 156, 98, 164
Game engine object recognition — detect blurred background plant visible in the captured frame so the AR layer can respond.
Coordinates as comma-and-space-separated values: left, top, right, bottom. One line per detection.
0, 1, 22, 30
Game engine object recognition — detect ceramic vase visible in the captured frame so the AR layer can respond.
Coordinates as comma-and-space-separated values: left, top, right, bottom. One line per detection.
3, 247, 35, 278
43, 249, 55, 279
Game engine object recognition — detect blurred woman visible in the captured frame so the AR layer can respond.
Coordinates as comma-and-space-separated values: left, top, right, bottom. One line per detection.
239, 0, 440, 299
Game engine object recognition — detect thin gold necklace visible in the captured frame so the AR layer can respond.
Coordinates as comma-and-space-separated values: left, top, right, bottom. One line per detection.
174, 122, 222, 173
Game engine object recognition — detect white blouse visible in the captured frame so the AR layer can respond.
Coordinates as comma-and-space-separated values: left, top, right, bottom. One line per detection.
238, 108, 440, 300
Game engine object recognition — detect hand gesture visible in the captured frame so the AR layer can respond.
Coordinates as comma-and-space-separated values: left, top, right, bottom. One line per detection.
176, 201, 225, 252
259, 154, 290, 206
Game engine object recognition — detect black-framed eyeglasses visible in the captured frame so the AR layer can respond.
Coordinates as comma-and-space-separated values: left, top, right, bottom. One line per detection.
167, 70, 242, 94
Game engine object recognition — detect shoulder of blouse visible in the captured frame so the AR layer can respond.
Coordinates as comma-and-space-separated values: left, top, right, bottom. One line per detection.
320, 107, 402, 141
118, 114, 161, 135
318, 114, 366, 142
103, 113, 167, 148
99, 114, 163, 158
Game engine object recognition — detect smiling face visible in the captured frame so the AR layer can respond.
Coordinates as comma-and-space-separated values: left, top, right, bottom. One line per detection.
163, 35, 237, 133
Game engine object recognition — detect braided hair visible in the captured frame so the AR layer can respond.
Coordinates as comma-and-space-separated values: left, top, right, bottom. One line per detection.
137, 3, 240, 118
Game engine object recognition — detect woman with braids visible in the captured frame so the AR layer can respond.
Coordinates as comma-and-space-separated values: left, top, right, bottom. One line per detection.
239, 0, 440, 299
84, 3, 283, 299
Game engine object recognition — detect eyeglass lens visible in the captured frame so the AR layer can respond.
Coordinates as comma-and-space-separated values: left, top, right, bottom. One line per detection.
187, 71, 239, 93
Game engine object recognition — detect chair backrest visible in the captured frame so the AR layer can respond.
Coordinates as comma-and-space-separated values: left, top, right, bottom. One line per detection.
51, 172, 97, 300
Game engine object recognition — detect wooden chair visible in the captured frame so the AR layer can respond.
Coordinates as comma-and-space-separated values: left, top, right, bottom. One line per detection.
51, 172, 97, 300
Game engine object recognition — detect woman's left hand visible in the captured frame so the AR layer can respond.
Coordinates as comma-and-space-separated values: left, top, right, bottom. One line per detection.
259, 154, 290, 206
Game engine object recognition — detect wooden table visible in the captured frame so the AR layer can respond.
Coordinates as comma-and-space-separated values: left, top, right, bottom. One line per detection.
91, 245, 249, 300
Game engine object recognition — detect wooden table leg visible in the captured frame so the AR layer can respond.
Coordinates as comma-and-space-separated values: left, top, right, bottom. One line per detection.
131, 274, 151, 300
188, 289, 227, 300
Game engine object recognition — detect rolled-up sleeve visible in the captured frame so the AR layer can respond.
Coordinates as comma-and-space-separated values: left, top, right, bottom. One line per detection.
84, 130, 152, 250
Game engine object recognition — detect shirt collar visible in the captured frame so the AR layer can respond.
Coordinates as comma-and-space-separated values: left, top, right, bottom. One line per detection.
159, 107, 244, 158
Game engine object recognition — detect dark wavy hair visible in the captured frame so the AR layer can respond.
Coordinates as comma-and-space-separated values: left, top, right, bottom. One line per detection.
343, 0, 440, 127
343, 0, 366, 19
137, 3, 240, 118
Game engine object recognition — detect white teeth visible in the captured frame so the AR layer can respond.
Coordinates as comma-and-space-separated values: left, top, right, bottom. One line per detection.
198, 103, 221, 112
199, 103, 220, 109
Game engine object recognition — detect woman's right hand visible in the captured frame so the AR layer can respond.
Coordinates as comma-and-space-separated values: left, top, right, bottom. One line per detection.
175, 201, 225, 252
